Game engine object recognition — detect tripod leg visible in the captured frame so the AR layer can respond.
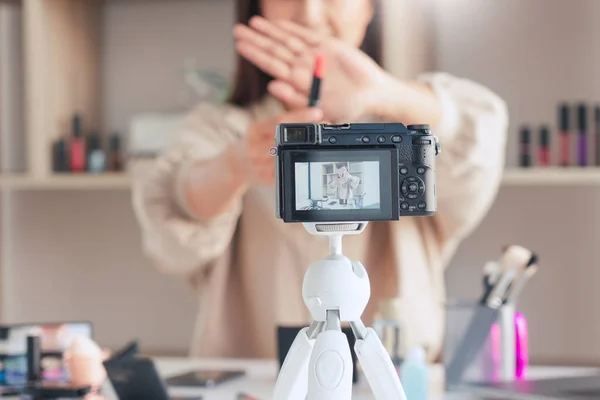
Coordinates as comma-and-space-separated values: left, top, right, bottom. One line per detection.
307, 310, 353, 400
273, 322, 321, 400
351, 320, 407, 400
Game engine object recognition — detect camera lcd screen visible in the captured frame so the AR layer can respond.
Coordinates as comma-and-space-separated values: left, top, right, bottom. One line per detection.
295, 161, 380, 211
281, 149, 397, 222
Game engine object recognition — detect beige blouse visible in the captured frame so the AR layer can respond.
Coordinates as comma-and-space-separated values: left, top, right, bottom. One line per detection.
131, 72, 508, 361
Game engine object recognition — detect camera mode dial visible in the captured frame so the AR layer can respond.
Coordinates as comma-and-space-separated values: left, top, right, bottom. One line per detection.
407, 124, 431, 134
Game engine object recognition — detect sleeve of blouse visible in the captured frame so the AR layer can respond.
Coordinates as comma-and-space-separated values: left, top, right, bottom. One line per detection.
131, 102, 250, 277
417, 72, 509, 263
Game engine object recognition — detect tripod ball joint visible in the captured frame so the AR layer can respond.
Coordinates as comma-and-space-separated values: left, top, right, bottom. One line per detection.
302, 256, 370, 323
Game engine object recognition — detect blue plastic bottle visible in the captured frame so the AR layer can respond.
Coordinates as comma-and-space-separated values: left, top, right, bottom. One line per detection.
400, 346, 428, 400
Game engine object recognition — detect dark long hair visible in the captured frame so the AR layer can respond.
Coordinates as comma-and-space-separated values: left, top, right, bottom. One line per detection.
229, 0, 383, 107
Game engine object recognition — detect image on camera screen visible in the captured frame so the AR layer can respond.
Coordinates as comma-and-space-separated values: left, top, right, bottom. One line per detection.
294, 161, 380, 211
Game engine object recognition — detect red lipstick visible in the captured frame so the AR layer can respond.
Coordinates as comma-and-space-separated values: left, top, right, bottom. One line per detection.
308, 54, 325, 107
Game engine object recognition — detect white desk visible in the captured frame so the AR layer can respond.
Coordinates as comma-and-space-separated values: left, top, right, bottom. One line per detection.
132, 358, 600, 400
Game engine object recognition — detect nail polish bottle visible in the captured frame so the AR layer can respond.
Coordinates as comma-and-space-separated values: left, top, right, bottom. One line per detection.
595, 106, 600, 167
69, 114, 86, 173
577, 104, 588, 167
520, 126, 531, 167
538, 126, 550, 167
88, 134, 106, 173
53, 138, 70, 173
558, 104, 570, 167
108, 134, 123, 172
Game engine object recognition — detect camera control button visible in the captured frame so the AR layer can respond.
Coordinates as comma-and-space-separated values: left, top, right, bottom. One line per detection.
407, 193, 419, 200
418, 184, 425, 194
361, 136, 371, 143
407, 124, 431, 133
407, 177, 417, 183
328, 136, 337, 144
400, 202, 409, 211
400, 167, 408, 175
417, 201, 426, 210
417, 167, 426, 174
377, 136, 386, 143
269, 147, 277, 155
391, 135, 402, 143
408, 183, 418, 192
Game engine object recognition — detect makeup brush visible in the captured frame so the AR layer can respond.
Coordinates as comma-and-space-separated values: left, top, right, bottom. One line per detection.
485, 245, 533, 308
505, 254, 539, 304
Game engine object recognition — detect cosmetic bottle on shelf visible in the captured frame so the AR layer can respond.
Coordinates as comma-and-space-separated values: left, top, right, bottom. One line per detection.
108, 134, 124, 172
595, 106, 600, 166
538, 126, 550, 167
577, 104, 588, 167
519, 126, 531, 167
69, 114, 86, 173
558, 104, 570, 167
88, 134, 106, 173
53, 138, 70, 173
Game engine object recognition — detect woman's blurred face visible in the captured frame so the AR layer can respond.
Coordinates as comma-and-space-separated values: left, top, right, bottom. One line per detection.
260, 0, 374, 47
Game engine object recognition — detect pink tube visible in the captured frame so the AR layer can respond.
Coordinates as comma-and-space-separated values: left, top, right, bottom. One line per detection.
515, 312, 528, 379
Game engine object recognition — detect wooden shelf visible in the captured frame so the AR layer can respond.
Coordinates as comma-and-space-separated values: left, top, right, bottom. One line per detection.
0, 173, 130, 190
0, 168, 599, 191
502, 168, 600, 185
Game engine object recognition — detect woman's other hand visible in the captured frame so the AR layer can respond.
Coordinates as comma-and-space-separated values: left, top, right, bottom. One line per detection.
233, 16, 391, 122
246, 107, 323, 185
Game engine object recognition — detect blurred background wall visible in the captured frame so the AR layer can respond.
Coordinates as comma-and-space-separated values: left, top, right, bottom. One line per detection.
1, 0, 599, 364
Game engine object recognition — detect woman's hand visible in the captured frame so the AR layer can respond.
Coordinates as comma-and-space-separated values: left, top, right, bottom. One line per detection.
233, 16, 393, 122
245, 107, 323, 185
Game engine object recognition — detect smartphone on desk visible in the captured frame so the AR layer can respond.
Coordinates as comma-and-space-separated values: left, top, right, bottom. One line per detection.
166, 370, 245, 388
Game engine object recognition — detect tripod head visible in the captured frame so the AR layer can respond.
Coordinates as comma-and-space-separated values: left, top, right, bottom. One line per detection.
301, 222, 370, 322
302, 222, 368, 256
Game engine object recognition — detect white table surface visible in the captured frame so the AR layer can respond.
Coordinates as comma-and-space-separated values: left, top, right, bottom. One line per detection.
100, 357, 600, 400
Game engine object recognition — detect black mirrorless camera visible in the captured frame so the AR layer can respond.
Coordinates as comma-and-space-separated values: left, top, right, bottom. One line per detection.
272, 123, 440, 223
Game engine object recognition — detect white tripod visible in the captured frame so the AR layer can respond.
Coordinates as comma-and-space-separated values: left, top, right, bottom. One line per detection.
273, 222, 408, 400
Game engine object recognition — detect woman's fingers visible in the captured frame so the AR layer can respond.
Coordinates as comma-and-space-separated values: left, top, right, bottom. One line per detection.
248, 17, 311, 56
268, 81, 308, 110
233, 24, 297, 63
274, 20, 323, 46
275, 107, 323, 124
235, 40, 292, 80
